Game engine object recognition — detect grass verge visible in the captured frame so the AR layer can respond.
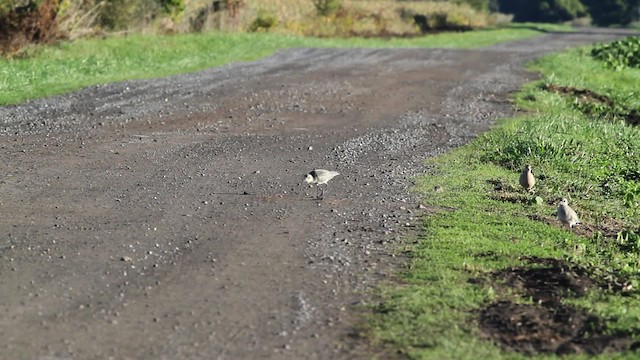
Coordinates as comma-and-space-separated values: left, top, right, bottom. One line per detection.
0, 23, 569, 106
367, 43, 640, 358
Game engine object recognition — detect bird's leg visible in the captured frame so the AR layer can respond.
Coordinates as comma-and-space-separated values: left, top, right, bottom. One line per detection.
319, 185, 325, 200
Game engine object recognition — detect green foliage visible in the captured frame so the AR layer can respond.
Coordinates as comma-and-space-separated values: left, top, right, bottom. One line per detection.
159, 0, 184, 20
497, 0, 587, 23
311, 0, 340, 16
0, 0, 17, 14
591, 36, 640, 70
581, 0, 640, 26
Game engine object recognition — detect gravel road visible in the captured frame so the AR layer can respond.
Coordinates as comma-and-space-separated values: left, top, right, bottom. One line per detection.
0, 28, 635, 359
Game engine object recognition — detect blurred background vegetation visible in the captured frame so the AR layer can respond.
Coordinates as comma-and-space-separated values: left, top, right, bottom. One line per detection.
1, 0, 639, 56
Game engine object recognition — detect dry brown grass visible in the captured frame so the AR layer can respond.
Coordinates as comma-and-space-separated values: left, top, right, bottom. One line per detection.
0, 0, 63, 56
2, 0, 504, 54
306, 0, 490, 37
169, 0, 314, 33
172, 0, 497, 36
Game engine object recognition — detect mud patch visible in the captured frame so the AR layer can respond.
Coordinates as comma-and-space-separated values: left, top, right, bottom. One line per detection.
624, 109, 640, 126
542, 83, 639, 126
492, 257, 595, 303
478, 257, 640, 355
480, 301, 638, 355
486, 179, 541, 205
542, 83, 614, 106
486, 178, 516, 192
491, 191, 531, 205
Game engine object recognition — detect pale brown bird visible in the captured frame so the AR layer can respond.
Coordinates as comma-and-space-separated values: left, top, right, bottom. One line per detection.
557, 198, 580, 228
519, 165, 535, 192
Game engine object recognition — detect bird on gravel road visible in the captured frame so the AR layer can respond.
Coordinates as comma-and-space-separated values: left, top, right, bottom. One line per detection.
519, 165, 535, 192
557, 198, 580, 229
304, 169, 339, 200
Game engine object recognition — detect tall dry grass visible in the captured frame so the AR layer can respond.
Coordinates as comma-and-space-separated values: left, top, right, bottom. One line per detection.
3, 0, 505, 55
52, 0, 504, 37
174, 0, 499, 36
302, 0, 492, 37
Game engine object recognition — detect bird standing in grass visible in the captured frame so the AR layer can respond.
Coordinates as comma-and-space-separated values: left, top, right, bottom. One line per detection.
304, 169, 339, 200
519, 165, 535, 192
557, 198, 580, 228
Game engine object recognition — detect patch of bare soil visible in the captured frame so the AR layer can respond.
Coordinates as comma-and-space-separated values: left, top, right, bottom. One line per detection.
542, 83, 640, 126
626, 110, 640, 126
542, 83, 614, 106
0, 29, 636, 359
479, 257, 640, 356
526, 213, 632, 238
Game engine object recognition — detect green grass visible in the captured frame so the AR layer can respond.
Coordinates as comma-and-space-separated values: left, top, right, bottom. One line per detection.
0, 23, 569, 105
368, 43, 640, 358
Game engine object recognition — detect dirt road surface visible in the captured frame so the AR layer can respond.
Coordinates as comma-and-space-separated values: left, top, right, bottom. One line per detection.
0, 29, 635, 359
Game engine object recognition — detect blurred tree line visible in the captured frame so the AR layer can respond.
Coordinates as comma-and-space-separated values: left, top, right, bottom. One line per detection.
456, 0, 640, 26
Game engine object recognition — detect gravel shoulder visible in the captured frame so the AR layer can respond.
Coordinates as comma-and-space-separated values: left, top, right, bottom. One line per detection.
0, 28, 635, 359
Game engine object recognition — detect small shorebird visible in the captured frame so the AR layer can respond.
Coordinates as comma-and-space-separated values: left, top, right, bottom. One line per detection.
304, 169, 339, 200
519, 165, 535, 192
557, 198, 580, 228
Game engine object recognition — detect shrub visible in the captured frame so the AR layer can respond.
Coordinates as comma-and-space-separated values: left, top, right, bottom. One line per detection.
591, 36, 640, 70
0, 0, 62, 55
159, 0, 185, 21
312, 0, 341, 16
248, 11, 278, 32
